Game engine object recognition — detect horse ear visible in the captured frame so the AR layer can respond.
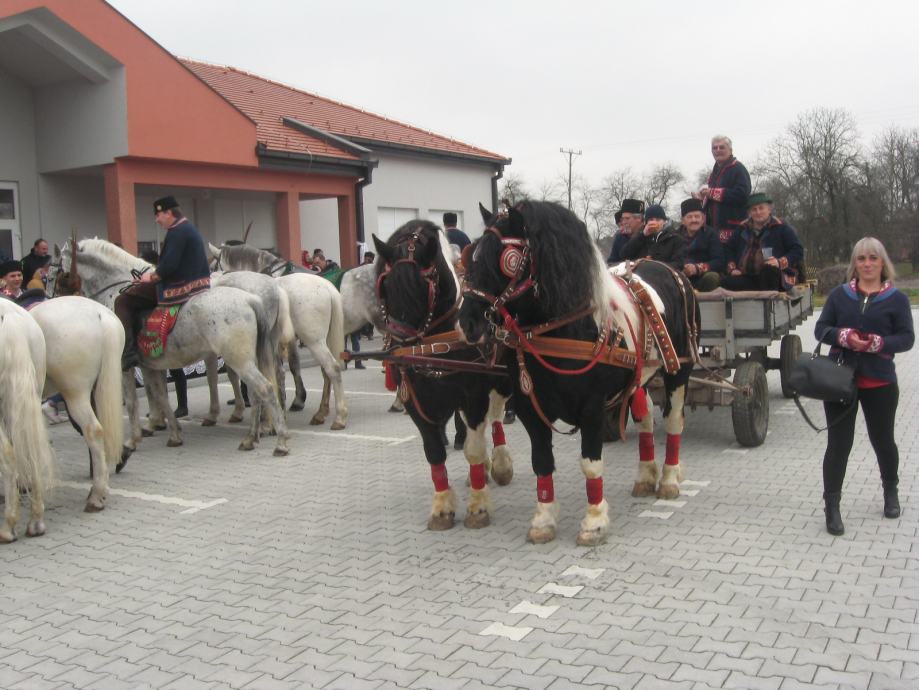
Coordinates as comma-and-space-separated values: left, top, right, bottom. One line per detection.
54, 243, 61, 259
479, 203, 493, 224
371, 234, 392, 264
508, 206, 526, 235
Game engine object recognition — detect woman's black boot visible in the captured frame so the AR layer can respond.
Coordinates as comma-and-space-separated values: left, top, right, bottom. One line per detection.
824, 492, 844, 535
883, 481, 900, 519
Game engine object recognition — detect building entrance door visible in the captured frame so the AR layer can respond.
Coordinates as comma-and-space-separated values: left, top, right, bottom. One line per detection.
0, 182, 22, 260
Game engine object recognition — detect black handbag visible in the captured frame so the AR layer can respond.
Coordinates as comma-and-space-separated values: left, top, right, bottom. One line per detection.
789, 339, 857, 432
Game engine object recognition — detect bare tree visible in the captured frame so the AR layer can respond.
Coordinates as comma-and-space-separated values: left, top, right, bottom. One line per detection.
640, 163, 685, 208
499, 172, 529, 207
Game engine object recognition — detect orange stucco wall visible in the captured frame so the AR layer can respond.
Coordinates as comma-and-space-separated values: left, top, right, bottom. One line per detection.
2, 0, 258, 167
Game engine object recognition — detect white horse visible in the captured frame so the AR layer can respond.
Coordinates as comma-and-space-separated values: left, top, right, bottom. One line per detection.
0, 300, 54, 542
58, 239, 291, 456
209, 243, 348, 429
29, 296, 124, 512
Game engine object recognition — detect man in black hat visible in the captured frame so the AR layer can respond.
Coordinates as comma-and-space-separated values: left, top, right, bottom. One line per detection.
0, 259, 24, 299
619, 204, 685, 269
606, 198, 645, 265
114, 195, 211, 370
443, 212, 470, 249
722, 193, 804, 292
677, 198, 723, 292
696, 135, 751, 245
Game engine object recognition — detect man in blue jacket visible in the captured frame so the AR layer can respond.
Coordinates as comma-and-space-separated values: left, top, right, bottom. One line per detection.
722, 193, 804, 292
677, 198, 723, 292
696, 135, 751, 245
607, 198, 645, 264
115, 195, 211, 370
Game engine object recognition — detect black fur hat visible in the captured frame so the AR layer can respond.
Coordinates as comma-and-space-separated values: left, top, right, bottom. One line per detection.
0, 259, 22, 277
153, 195, 180, 214
619, 198, 645, 215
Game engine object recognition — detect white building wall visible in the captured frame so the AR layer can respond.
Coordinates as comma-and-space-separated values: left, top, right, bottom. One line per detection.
0, 69, 39, 254
38, 174, 106, 247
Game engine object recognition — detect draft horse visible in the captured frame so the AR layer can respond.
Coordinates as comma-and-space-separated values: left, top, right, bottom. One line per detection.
459, 201, 699, 545
372, 220, 513, 530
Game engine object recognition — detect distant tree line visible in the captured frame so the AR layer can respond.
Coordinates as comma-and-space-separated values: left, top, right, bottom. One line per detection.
499, 107, 919, 269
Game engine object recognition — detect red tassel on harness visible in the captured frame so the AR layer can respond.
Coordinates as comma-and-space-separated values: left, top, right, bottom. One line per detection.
469, 463, 486, 490
639, 431, 655, 462
630, 387, 649, 420
431, 464, 449, 492
384, 361, 397, 392
665, 434, 681, 466
536, 475, 554, 503
586, 477, 603, 505
491, 421, 506, 447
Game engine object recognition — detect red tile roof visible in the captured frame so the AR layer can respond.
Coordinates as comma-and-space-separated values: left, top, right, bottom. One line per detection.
182, 59, 508, 165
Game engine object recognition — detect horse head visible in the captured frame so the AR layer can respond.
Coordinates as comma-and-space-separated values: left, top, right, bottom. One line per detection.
372, 219, 457, 342
51, 238, 83, 296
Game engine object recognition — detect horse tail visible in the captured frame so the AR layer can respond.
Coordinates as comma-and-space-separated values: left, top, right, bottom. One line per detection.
327, 285, 346, 366
252, 295, 277, 386
0, 310, 55, 501
94, 310, 125, 471
276, 286, 296, 348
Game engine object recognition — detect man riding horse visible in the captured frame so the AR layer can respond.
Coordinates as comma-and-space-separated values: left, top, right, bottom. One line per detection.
115, 196, 211, 370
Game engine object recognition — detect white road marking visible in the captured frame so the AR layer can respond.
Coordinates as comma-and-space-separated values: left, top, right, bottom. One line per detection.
680, 480, 711, 487
639, 510, 674, 519
721, 448, 749, 455
654, 499, 686, 508
680, 489, 700, 497
479, 622, 532, 641
561, 565, 605, 580
218, 383, 394, 397
510, 601, 559, 619
538, 583, 583, 598
57, 481, 227, 514
207, 422, 415, 446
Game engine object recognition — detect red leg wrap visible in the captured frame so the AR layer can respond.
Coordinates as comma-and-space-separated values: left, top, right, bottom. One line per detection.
431, 464, 449, 492
639, 432, 655, 462
586, 477, 603, 505
536, 475, 554, 503
665, 434, 681, 466
491, 421, 506, 447
384, 362, 397, 392
469, 463, 486, 490
630, 387, 649, 420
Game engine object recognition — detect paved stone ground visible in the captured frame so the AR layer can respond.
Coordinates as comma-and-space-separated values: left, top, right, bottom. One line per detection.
2, 314, 917, 689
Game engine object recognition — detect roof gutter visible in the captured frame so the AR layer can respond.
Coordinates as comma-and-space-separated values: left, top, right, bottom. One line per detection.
356, 165, 373, 244
492, 165, 505, 212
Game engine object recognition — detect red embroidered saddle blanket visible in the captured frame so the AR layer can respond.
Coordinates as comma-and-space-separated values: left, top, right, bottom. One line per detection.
137, 304, 182, 358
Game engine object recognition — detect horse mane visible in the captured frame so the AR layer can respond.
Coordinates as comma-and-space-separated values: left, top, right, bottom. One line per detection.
516, 200, 614, 325
76, 238, 151, 270
386, 220, 460, 308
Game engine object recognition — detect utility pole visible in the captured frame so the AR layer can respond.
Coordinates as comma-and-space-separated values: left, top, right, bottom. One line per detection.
560, 147, 581, 210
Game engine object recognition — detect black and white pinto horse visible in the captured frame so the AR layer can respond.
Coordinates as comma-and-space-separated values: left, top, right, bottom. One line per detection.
373, 220, 513, 530
459, 201, 699, 545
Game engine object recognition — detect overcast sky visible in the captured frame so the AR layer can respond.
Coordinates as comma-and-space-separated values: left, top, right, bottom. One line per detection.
110, 0, 919, 195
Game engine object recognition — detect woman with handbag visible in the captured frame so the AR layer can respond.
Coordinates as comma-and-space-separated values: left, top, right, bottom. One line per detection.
814, 237, 914, 535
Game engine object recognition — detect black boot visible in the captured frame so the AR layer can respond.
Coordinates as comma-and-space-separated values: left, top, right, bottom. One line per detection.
121, 341, 139, 372
824, 492, 844, 536
883, 481, 900, 519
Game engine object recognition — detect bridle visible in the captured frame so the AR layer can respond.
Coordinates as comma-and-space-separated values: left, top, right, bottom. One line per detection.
376, 231, 455, 343
462, 224, 537, 331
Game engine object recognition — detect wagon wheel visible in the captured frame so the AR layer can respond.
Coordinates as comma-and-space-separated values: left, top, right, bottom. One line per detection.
731, 361, 768, 447
779, 334, 802, 399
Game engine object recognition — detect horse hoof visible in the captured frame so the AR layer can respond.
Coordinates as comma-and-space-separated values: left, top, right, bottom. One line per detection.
118, 447, 133, 472
464, 511, 490, 529
631, 481, 657, 498
154, 423, 167, 431
491, 467, 514, 486
309, 416, 325, 426
527, 526, 556, 544
656, 484, 680, 500
576, 529, 607, 547
388, 405, 402, 413
84, 501, 105, 513
141, 428, 154, 437
201, 418, 216, 427
330, 421, 346, 431
238, 440, 256, 451
167, 439, 183, 448
273, 447, 290, 457
289, 402, 304, 412
0, 530, 16, 544
427, 512, 455, 531
228, 415, 244, 424
26, 521, 45, 538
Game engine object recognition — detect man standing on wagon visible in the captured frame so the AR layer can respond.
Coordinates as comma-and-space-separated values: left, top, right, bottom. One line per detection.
695, 135, 751, 245
115, 195, 211, 370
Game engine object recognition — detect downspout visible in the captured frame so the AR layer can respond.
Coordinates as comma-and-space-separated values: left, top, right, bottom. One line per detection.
491, 164, 505, 210
355, 163, 373, 243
